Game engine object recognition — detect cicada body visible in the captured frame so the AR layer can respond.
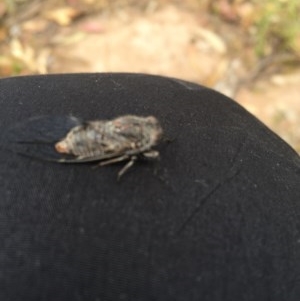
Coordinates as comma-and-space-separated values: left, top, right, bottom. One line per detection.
4, 115, 163, 179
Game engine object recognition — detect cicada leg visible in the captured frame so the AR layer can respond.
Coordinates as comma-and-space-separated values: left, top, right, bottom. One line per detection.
117, 156, 137, 180
98, 155, 130, 167
141, 150, 160, 160
97, 155, 137, 180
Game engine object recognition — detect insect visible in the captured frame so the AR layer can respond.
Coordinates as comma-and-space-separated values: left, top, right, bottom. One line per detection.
4, 115, 163, 179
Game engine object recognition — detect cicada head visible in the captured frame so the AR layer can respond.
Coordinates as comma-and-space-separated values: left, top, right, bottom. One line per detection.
111, 115, 163, 147
144, 116, 163, 146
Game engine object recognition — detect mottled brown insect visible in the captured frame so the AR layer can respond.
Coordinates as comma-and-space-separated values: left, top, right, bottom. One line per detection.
3, 115, 163, 179
54, 115, 163, 179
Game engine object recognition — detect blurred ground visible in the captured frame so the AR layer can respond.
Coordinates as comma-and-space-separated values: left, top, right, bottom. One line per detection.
1, 0, 300, 152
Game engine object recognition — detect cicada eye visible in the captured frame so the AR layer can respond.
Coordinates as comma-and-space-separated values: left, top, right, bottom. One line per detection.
146, 116, 157, 124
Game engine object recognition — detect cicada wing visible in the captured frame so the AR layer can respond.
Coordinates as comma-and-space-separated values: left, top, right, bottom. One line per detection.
57, 152, 126, 163
2, 115, 82, 161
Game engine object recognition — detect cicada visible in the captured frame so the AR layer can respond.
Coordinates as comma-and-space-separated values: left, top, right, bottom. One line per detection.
4, 115, 163, 179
